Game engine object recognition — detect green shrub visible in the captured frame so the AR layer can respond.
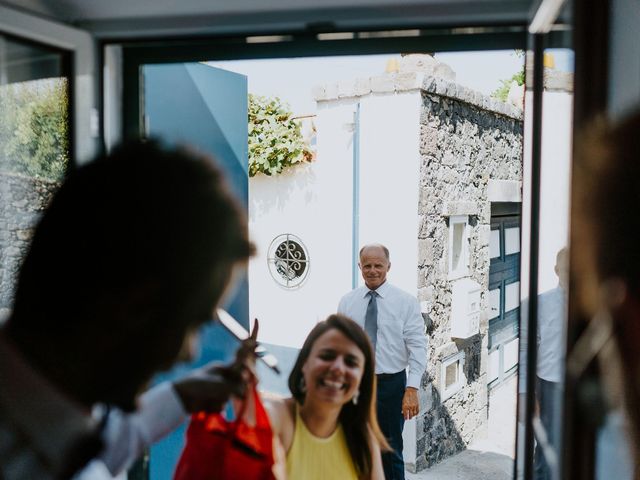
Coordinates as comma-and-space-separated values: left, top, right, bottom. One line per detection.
0, 79, 69, 181
491, 51, 525, 103
248, 94, 313, 177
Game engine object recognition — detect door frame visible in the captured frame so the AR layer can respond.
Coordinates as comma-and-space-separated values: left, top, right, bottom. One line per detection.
0, 4, 100, 164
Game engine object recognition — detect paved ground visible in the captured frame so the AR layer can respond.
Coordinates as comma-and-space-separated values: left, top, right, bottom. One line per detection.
406, 375, 517, 479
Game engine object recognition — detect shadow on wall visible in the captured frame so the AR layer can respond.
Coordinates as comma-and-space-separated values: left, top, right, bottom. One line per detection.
417, 335, 482, 469
249, 163, 317, 219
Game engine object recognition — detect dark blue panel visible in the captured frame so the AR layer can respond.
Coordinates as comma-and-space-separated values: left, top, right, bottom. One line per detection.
143, 63, 248, 480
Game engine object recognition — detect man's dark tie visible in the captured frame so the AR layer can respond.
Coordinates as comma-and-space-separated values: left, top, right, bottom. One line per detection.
365, 290, 378, 351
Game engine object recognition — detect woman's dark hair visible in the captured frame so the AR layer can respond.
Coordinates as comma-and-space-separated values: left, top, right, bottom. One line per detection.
288, 314, 389, 477
6, 140, 255, 408
10, 139, 254, 334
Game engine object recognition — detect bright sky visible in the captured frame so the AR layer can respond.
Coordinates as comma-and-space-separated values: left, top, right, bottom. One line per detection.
208, 49, 573, 115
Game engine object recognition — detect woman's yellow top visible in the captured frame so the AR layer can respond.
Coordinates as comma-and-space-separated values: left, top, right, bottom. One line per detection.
286, 408, 359, 480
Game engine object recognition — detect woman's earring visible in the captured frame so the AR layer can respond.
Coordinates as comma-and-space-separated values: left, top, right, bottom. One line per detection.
352, 390, 359, 405
299, 377, 307, 394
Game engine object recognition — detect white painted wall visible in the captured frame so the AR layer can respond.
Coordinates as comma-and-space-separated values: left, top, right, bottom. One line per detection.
358, 92, 422, 292
520, 89, 573, 299
248, 100, 356, 348
248, 91, 422, 349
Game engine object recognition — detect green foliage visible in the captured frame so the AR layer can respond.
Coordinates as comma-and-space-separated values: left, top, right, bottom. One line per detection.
0, 79, 69, 181
248, 94, 313, 177
491, 51, 526, 102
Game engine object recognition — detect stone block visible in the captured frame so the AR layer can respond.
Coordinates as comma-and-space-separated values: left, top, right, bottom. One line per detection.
337, 79, 356, 98
419, 385, 433, 411
400, 53, 438, 73
434, 77, 448, 96
417, 270, 427, 288
442, 151, 457, 166
5, 246, 21, 258
433, 62, 456, 82
420, 125, 439, 155
370, 74, 395, 93
418, 238, 434, 265
324, 82, 339, 100
434, 341, 459, 361
354, 77, 371, 96
311, 84, 327, 101
404, 461, 417, 474
395, 72, 424, 91
15, 229, 33, 241
487, 179, 522, 202
477, 224, 491, 247
418, 286, 434, 302
442, 201, 478, 216
421, 75, 438, 94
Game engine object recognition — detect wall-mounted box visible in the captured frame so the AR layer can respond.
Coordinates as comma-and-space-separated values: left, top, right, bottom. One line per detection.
447, 215, 469, 280
450, 277, 481, 339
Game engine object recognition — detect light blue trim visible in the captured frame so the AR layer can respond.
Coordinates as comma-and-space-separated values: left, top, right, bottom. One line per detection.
352, 103, 360, 289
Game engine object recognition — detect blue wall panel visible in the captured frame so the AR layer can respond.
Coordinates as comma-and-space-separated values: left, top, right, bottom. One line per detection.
143, 62, 248, 480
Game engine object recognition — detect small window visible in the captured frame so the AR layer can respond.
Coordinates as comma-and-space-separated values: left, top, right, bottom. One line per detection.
489, 228, 501, 258
504, 226, 520, 255
267, 234, 310, 289
441, 351, 466, 401
448, 215, 469, 279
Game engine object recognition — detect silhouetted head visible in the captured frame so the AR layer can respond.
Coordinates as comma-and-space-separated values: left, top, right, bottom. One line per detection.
6, 140, 254, 410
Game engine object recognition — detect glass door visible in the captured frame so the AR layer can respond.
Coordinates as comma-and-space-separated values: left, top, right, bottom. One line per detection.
0, 34, 71, 322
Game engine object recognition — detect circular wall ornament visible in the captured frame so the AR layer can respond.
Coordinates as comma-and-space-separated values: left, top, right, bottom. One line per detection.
267, 234, 309, 288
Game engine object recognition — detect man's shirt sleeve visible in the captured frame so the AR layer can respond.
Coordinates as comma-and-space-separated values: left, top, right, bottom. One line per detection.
97, 382, 187, 476
337, 294, 347, 315
404, 297, 428, 389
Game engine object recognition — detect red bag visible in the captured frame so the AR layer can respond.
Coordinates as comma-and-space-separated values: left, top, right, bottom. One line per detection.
174, 385, 275, 480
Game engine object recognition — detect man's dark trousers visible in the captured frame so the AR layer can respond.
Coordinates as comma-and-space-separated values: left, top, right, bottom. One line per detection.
376, 371, 406, 480
534, 376, 562, 480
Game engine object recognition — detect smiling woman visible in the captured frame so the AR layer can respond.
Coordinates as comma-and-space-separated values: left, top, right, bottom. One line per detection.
264, 314, 389, 480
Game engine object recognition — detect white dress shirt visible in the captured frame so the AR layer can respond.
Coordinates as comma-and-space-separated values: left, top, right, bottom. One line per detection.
0, 330, 188, 480
536, 286, 567, 383
338, 281, 428, 389
75, 382, 188, 480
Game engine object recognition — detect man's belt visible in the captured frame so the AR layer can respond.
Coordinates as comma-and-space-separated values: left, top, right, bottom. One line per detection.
376, 370, 405, 379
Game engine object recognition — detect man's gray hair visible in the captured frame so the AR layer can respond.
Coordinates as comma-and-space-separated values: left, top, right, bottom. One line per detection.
359, 243, 390, 261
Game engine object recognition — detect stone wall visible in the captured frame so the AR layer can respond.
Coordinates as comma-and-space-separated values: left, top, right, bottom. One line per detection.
415, 75, 523, 469
0, 172, 59, 314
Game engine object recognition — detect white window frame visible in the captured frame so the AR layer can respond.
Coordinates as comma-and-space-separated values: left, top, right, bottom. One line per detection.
448, 215, 469, 279
441, 350, 466, 401
0, 4, 99, 164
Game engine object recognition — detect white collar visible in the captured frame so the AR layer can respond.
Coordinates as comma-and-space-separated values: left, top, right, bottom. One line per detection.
362, 281, 390, 299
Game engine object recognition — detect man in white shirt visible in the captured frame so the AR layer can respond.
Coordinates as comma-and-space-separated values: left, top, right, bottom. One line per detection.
0, 140, 255, 479
533, 248, 568, 480
338, 244, 427, 480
